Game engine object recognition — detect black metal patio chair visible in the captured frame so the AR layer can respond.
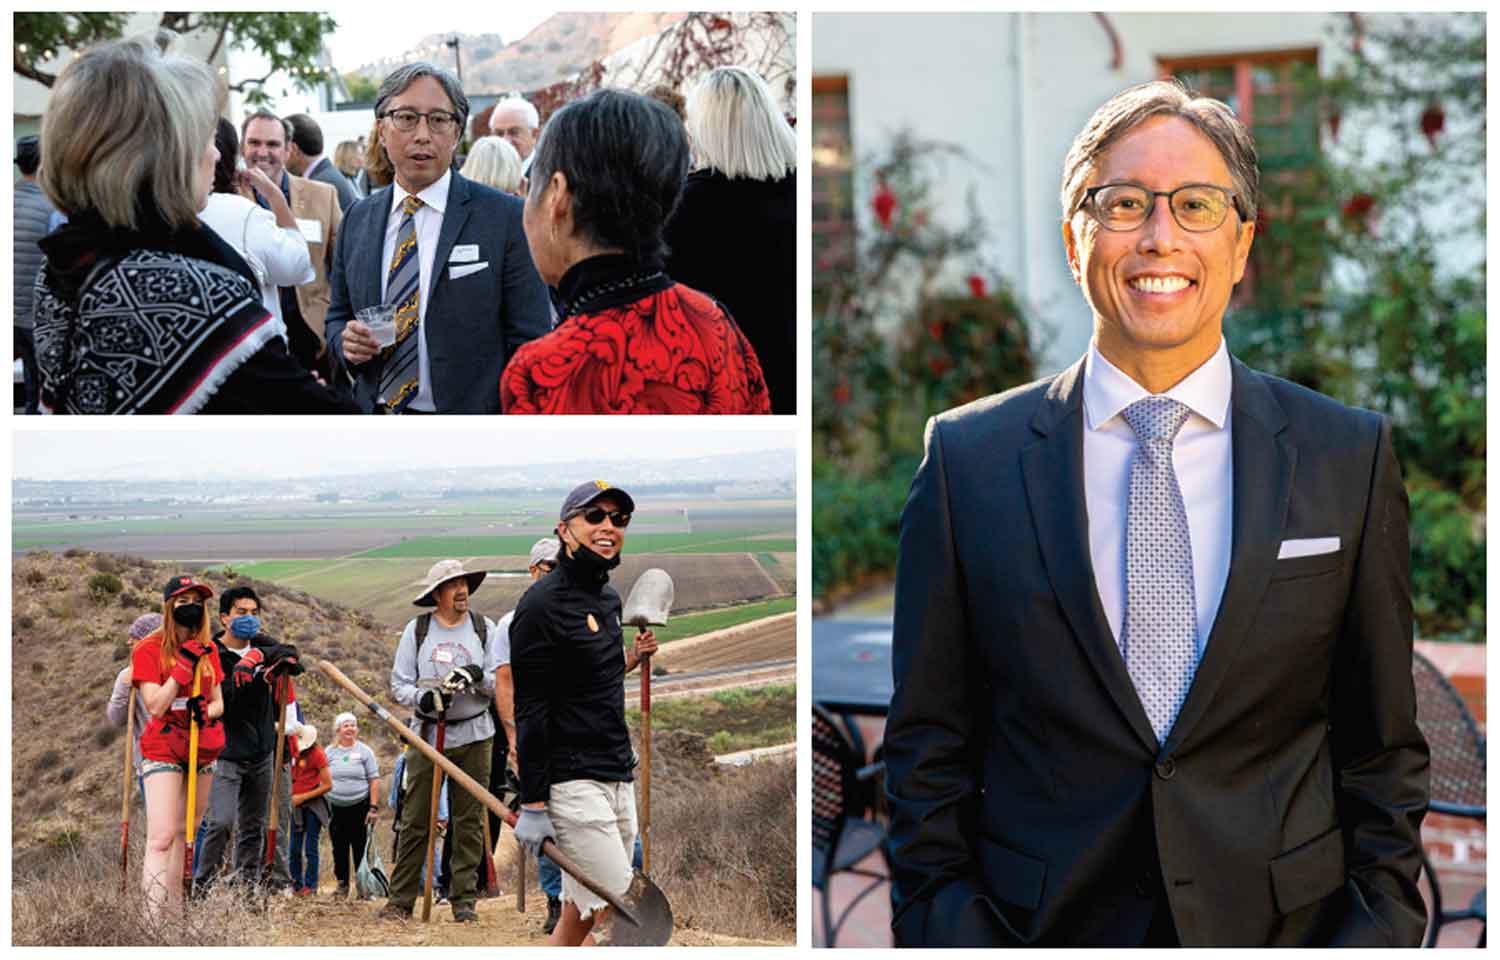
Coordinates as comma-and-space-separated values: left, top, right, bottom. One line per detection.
813, 702, 888, 947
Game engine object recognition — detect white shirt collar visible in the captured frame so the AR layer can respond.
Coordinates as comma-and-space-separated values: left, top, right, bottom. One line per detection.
391, 169, 451, 217
1083, 338, 1231, 432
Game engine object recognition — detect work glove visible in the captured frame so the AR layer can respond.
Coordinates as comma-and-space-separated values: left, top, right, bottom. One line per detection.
233, 647, 265, 688
497, 766, 523, 814
442, 664, 485, 694
514, 807, 556, 859
185, 694, 208, 726
264, 643, 304, 677
170, 639, 211, 688
418, 687, 453, 716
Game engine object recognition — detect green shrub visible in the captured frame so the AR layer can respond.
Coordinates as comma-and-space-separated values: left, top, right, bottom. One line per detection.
86, 573, 123, 602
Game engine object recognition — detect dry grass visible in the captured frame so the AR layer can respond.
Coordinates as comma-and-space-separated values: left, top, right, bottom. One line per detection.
649, 756, 795, 941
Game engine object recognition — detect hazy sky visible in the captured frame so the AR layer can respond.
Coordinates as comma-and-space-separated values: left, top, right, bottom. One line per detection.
13, 423, 793, 481
326, 11, 552, 70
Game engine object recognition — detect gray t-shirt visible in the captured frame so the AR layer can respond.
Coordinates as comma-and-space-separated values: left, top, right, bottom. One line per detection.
390, 611, 503, 750
325, 740, 380, 806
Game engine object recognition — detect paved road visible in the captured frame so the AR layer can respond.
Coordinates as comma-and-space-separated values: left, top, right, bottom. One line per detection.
812, 616, 893, 713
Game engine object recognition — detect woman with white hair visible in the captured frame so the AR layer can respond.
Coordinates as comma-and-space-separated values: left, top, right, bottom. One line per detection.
32, 37, 356, 414
324, 711, 382, 898
664, 65, 798, 413
460, 136, 526, 196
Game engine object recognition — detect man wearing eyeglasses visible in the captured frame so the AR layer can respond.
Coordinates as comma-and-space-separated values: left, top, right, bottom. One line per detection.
324, 61, 551, 414
509, 481, 658, 946
886, 79, 1427, 947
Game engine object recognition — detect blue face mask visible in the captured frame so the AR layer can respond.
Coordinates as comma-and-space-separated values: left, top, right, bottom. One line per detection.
230, 614, 261, 640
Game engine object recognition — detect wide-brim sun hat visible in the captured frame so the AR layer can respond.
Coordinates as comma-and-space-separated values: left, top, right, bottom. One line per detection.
412, 558, 486, 607
295, 723, 318, 751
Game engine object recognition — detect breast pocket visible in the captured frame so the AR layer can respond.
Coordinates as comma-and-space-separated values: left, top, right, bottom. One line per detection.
1270, 549, 1344, 583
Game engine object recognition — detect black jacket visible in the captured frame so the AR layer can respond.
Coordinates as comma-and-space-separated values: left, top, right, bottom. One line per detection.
886, 355, 1428, 946
510, 549, 634, 803
213, 632, 292, 763
664, 168, 796, 414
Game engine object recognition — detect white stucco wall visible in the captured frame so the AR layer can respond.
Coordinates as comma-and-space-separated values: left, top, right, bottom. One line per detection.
814, 12, 1345, 373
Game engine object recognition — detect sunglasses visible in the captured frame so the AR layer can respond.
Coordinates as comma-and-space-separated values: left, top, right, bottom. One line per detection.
572, 506, 632, 527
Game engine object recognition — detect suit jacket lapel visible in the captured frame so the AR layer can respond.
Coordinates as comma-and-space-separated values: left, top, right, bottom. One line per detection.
1164, 357, 1296, 753
1020, 357, 1160, 755
365, 186, 393, 308
428, 173, 473, 305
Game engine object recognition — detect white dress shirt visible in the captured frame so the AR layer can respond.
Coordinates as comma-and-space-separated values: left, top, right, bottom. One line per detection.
380, 170, 451, 412
1082, 338, 1234, 655
198, 191, 315, 344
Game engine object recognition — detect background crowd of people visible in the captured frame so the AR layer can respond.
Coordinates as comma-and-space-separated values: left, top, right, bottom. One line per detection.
16, 32, 794, 415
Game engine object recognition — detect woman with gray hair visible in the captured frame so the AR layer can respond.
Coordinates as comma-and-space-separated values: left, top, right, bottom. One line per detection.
501, 88, 771, 414
663, 65, 797, 413
460, 136, 525, 196
32, 37, 356, 414
324, 711, 382, 899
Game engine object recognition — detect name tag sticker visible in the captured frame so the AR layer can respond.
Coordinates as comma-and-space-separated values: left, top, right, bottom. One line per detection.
449, 244, 479, 263
295, 217, 323, 242
434, 649, 454, 665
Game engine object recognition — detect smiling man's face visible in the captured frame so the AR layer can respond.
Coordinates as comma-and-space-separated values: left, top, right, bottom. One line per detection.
559, 496, 626, 561
1064, 114, 1255, 376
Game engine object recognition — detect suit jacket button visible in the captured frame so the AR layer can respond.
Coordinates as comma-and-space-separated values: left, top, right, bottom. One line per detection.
1154, 758, 1176, 780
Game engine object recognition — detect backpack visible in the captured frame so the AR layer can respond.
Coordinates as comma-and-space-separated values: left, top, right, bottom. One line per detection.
414, 610, 487, 653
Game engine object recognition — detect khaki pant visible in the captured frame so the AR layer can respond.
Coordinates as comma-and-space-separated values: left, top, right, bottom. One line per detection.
550, 779, 637, 920
389, 737, 492, 910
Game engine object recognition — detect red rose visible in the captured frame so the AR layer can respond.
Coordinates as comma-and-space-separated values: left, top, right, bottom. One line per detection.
832, 381, 851, 406
928, 321, 945, 342
1420, 102, 1444, 148
966, 274, 988, 299
872, 180, 897, 230
1342, 193, 1374, 220
928, 357, 950, 377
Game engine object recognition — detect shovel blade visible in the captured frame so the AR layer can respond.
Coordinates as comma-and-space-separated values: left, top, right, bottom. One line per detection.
596, 872, 674, 947
623, 568, 675, 627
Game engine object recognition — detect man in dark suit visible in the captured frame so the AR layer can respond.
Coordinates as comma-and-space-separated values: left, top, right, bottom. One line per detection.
885, 80, 1428, 947
325, 62, 551, 414
285, 113, 361, 213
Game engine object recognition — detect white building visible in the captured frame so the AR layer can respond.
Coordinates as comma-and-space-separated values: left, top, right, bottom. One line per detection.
812, 12, 1479, 373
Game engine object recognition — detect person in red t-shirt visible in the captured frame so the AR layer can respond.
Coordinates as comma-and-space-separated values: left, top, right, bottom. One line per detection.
288, 722, 333, 894
132, 575, 225, 919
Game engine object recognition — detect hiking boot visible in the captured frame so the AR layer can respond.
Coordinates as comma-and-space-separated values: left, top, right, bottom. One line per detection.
543, 896, 562, 935
452, 905, 479, 923
435, 887, 449, 905
333, 882, 349, 899
378, 902, 413, 922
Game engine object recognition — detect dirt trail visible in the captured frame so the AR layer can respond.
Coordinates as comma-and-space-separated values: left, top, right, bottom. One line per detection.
261, 888, 783, 947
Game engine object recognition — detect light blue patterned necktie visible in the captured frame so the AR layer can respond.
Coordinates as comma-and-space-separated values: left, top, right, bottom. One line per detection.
1120, 396, 1198, 743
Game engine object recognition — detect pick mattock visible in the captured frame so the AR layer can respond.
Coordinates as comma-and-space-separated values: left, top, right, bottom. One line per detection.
317, 658, 673, 945
264, 674, 288, 878
121, 685, 135, 893
183, 657, 208, 891
422, 710, 447, 922
622, 568, 675, 874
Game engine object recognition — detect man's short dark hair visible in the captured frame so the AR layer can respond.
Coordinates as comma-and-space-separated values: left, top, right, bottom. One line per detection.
15, 135, 41, 176
220, 585, 261, 616
241, 109, 291, 142
526, 89, 690, 262
285, 113, 324, 157
374, 62, 469, 136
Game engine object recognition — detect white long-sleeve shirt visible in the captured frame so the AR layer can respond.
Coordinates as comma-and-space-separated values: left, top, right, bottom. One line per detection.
199, 191, 316, 344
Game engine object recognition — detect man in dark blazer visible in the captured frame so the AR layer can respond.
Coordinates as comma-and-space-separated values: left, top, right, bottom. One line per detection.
885, 80, 1428, 947
285, 113, 361, 214
325, 63, 551, 414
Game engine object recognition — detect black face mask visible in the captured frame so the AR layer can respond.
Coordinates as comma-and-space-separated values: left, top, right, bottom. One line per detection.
171, 603, 205, 629
563, 541, 621, 582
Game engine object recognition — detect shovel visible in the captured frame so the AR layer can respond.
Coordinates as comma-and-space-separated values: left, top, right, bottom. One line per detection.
480, 814, 500, 899
264, 675, 288, 878
622, 568, 674, 874
121, 686, 136, 893
318, 658, 673, 945
422, 712, 446, 922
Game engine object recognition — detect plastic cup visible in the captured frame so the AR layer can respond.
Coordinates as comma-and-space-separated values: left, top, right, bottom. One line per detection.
356, 305, 398, 349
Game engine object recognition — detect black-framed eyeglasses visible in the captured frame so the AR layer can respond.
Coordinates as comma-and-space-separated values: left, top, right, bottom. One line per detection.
380, 108, 461, 135
570, 507, 632, 528
1080, 182, 1243, 233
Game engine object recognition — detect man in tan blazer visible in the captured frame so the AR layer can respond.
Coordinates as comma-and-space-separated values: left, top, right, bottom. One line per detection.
242, 111, 343, 376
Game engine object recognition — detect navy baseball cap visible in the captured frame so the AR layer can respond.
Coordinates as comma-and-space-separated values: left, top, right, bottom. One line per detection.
559, 480, 635, 520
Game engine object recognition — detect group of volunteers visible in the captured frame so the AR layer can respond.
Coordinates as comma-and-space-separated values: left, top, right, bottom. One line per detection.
18, 28, 792, 415
113, 479, 655, 946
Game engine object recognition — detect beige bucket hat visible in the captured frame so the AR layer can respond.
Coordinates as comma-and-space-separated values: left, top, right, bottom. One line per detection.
412, 558, 487, 607
294, 723, 318, 752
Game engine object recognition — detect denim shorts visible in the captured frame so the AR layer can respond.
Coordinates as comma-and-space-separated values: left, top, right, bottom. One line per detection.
141, 757, 217, 779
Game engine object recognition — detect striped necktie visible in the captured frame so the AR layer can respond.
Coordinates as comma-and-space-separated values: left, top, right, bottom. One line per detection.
379, 194, 424, 413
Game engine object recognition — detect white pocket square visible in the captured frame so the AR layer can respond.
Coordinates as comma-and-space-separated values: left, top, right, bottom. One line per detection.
449, 261, 488, 280
1277, 536, 1340, 559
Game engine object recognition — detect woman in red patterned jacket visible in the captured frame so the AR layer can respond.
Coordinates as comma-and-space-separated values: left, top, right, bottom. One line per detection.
500, 89, 772, 415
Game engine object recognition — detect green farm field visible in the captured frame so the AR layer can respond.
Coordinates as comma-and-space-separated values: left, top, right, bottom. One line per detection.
354, 531, 796, 558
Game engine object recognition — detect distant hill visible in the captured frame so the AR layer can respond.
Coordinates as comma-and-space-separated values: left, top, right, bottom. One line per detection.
351, 12, 688, 93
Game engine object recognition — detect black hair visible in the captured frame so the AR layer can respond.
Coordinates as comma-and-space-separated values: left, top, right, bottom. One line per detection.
285, 113, 323, 157
15, 135, 41, 176
212, 116, 239, 195
241, 109, 291, 142
528, 89, 690, 262
219, 585, 261, 616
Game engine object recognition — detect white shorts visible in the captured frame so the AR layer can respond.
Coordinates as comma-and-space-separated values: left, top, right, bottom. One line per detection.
549, 778, 637, 920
